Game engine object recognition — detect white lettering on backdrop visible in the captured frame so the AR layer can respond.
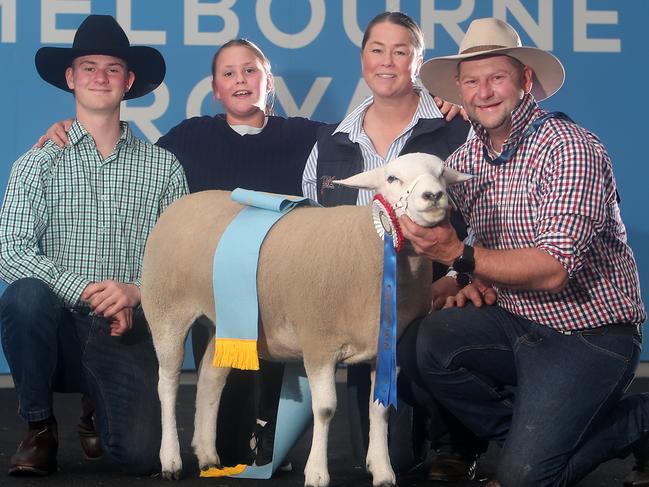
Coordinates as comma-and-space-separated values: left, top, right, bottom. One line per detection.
184, 0, 239, 45
0, 0, 16, 42
117, 0, 166, 44
256, 0, 325, 49
7, 0, 618, 53
41, 0, 90, 43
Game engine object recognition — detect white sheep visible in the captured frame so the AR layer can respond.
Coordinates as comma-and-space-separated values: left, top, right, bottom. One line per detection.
140, 152, 471, 487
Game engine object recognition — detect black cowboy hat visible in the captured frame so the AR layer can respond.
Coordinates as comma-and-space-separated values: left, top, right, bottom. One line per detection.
35, 14, 165, 100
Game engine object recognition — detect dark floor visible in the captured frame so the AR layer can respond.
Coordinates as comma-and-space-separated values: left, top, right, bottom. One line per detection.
0, 379, 644, 487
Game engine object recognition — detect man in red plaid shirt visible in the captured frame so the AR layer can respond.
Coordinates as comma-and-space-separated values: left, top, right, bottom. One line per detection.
397, 17, 647, 487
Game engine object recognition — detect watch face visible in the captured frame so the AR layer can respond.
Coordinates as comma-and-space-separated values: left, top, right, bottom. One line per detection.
454, 257, 472, 273
454, 245, 475, 273
457, 273, 472, 288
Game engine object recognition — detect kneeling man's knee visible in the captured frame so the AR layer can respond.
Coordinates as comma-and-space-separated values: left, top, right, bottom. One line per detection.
415, 310, 466, 373
1, 278, 60, 328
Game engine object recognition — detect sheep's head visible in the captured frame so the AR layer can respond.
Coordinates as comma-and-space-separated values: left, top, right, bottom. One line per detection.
333, 153, 472, 227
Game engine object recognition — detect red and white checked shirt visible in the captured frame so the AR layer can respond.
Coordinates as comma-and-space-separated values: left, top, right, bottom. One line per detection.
447, 94, 646, 331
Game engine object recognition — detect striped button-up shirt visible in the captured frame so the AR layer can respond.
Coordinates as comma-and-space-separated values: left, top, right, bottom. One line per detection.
302, 88, 444, 205
447, 94, 646, 330
0, 120, 189, 307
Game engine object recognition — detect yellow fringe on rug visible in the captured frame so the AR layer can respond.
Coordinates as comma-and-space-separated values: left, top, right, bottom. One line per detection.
213, 338, 260, 370
199, 464, 247, 477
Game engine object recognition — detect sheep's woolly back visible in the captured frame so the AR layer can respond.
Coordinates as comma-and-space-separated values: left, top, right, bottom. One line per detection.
141, 190, 432, 366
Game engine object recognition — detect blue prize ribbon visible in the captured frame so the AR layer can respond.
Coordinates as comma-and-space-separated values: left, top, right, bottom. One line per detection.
373, 234, 398, 409
214, 190, 320, 344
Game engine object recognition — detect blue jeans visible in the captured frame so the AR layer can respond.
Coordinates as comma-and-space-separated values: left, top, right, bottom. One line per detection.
408, 303, 648, 487
0, 278, 161, 474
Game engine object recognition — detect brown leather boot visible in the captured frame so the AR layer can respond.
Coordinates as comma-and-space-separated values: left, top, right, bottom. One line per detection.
78, 394, 104, 460
427, 449, 479, 482
9, 419, 58, 475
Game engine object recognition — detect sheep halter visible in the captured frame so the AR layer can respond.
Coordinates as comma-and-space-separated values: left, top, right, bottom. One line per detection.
372, 194, 400, 410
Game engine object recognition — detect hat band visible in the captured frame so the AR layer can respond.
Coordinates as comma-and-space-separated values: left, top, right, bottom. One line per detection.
460, 44, 508, 55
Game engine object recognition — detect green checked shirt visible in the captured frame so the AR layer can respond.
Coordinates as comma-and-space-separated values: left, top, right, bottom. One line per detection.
0, 120, 189, 307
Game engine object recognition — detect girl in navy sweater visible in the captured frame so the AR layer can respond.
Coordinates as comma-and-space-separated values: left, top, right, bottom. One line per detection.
156, 39, 323, 469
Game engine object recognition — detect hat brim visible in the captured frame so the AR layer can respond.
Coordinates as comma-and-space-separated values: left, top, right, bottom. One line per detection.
419, 46, 565, 106
35, 45, 165, 100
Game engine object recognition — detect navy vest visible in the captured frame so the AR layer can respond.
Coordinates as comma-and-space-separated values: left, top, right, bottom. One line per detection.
314, 115, 470, 279
315, 116, 469, 207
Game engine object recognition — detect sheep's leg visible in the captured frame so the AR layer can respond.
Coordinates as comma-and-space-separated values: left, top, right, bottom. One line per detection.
366, 368, 396, 487
303, 360, 337, 487
149, 310, 197, 480
191, 326, 231, 470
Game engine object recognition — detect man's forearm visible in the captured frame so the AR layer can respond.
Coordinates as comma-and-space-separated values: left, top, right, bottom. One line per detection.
473, 246, 568, 293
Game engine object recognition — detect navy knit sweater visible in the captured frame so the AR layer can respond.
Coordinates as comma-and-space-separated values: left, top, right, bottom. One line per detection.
157, 115, 324, 196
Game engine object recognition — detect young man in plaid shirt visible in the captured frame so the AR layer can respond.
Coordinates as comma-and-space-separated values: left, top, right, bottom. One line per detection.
398, 18, 646, 487
0, 15, 187, 476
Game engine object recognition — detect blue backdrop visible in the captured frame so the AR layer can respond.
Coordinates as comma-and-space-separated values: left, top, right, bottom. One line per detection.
0, 0, 647, 371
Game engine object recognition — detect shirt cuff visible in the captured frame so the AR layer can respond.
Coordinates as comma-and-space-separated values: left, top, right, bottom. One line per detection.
52, 272, 92, 308
535, 235, 576, 275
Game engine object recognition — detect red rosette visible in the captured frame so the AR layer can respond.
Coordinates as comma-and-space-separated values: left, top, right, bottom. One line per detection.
372, 194, 404, 252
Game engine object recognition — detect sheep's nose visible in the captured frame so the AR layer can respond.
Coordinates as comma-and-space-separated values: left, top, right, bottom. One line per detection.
421, 191, 443, 203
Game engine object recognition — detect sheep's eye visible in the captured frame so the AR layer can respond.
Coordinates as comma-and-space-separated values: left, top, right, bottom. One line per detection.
387, 175, 401, 184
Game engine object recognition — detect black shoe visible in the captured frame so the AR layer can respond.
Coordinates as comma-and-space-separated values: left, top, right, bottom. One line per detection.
9, 419, 58, 476
624, 436, 649, 487
245, 421, 275, 467
427, 449, 478, 482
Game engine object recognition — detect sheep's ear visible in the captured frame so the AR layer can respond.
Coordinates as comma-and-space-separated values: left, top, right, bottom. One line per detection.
442, 167, 473, 185
333, 167, 385, 190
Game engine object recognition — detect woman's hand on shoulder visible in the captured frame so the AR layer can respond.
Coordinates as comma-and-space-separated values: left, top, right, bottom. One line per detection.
434, 96, 468, 122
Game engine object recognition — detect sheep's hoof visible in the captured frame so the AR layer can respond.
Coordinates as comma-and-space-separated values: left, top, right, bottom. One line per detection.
373, 482, 397, 487
161, 469, 182, 481
304, 475, 330, 487
200, 463, 221, 471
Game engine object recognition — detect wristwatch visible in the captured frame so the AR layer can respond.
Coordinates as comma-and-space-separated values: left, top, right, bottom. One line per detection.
457, 272, 473, 288
453, 244, 475, 274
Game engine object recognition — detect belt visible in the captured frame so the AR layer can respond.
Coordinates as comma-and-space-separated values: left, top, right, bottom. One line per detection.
560, 323, 640, 337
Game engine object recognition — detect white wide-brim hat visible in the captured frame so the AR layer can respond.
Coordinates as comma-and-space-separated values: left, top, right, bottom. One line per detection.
419, 18, 565, 105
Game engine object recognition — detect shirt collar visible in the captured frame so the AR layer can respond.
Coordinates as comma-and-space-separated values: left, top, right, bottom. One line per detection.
333, 86, 444, 134
333, 96, 374, 136
472, 93, 540, 152
68, 120, 134, 150
332, 87, 444, 138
